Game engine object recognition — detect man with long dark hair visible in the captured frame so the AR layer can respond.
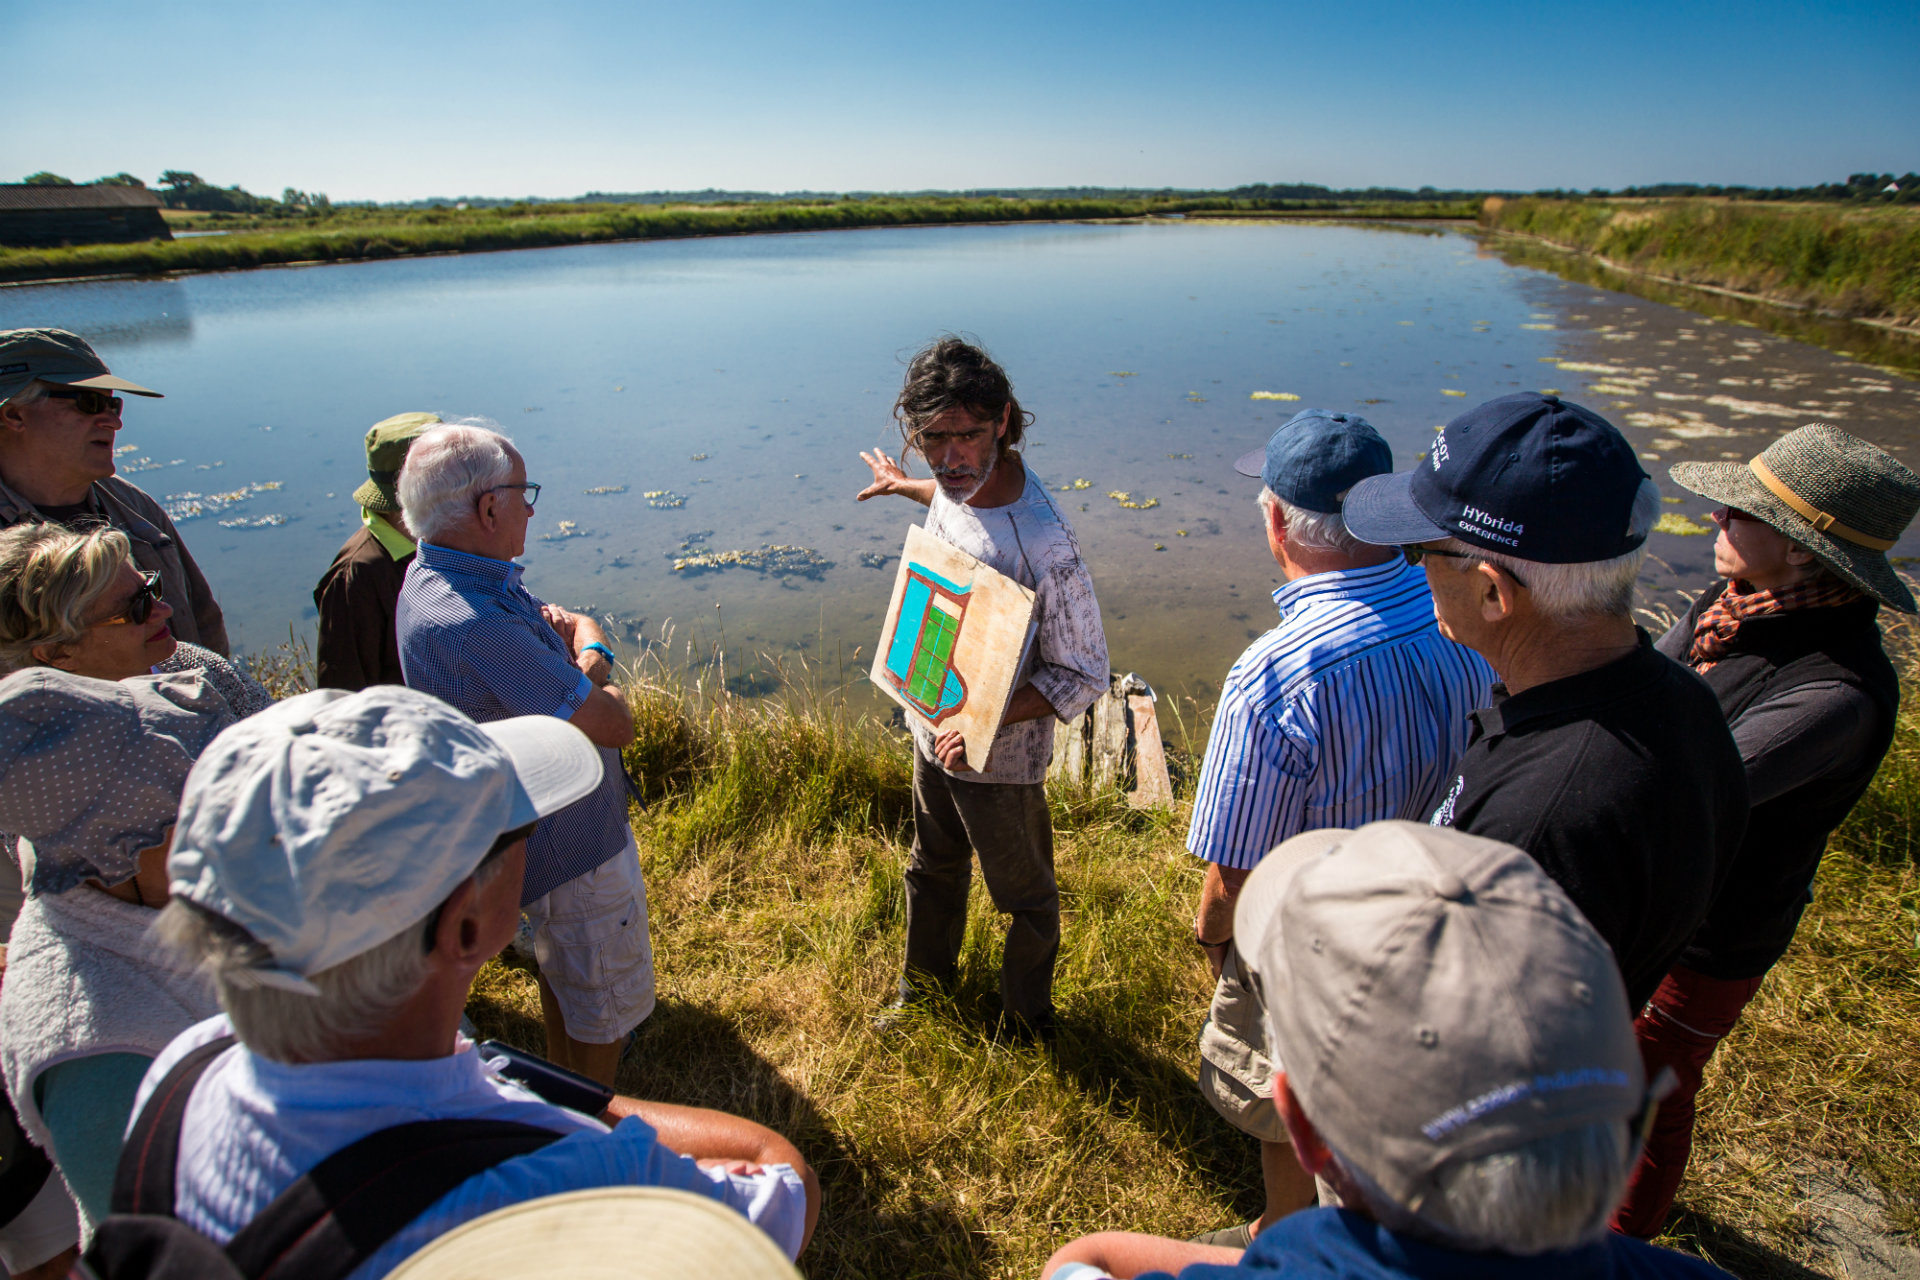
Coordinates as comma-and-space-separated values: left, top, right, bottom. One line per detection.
857, 336, 1107, 1037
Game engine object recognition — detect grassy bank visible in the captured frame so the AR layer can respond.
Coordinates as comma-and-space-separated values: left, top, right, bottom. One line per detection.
1182, 199, 1478, 221
439, 649, 1918, 1279
1480, 197, 1920, 331
0, 195, 1233, 284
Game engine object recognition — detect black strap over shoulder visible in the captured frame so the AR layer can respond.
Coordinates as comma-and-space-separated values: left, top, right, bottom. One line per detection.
113, 1034, 238, 1217
224, 1118, 559, 1280
100, 1033, 562, 1280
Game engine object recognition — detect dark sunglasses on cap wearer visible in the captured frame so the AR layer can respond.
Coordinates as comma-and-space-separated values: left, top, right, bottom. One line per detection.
1712, 506, 1765, 525
42, 387, 124, 416
1400, 543, 1529, 590
96, 570, 164, 628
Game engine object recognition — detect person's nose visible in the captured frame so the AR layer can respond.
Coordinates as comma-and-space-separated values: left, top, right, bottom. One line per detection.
151, 596, 174, 624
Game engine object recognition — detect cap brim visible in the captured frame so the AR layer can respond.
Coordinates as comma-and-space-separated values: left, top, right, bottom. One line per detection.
1671, 461, 1917, 613
1232, 447, 1265, 479
1233, 827, 1350, 983
481, 715, 605, 828
63, 373, 163, 398
1340, 471, 1450, 547
352, 478, 400, 512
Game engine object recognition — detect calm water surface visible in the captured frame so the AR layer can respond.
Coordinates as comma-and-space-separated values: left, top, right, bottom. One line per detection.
5, 222, 1918, 711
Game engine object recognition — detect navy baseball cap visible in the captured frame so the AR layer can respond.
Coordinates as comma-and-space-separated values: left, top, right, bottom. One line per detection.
1343, 394, 1650, 564
1233, 410, 1393, 514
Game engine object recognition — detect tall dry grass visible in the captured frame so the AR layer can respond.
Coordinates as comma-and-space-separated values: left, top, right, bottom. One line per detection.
456, 644, 1918, 1279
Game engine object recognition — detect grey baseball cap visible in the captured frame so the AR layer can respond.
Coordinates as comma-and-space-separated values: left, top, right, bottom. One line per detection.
0, 668, 235, 896
1234, 821, 1643, 1211
168, 685, 604, 992
0, 328, 163, 403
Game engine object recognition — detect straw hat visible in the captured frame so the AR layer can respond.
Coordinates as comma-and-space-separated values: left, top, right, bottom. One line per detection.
384, 1187, 802, 1280
1670, 423, 1920, 613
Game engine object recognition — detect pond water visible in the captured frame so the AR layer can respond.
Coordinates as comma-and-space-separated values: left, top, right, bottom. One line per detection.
5, 221, 1919, 712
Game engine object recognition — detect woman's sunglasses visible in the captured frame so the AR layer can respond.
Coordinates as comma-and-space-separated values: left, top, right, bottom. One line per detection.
97, 570, 164, 627
43, 387, 125, 416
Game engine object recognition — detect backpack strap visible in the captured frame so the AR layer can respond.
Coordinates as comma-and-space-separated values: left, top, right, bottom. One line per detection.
112, 1034, 238, 1217
224, 1118, 561, 1280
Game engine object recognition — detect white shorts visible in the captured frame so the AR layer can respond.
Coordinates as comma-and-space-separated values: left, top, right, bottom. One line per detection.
523, 831, 655, 1045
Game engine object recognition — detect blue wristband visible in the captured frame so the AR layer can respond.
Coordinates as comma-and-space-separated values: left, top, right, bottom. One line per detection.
581, 641, 616, 665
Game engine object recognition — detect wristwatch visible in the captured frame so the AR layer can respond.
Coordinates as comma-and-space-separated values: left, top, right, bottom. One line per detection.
581, 641, 616, 665
1195, 931, 1232, 951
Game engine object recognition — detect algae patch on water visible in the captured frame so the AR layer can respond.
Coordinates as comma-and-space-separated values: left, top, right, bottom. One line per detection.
645, 490, 687, 509
1654, 513, 1714, 536
583, 485, 628, 496
671, 544, 832, 577
1107, 490, 1160, 510
1250, 391, 1300, 401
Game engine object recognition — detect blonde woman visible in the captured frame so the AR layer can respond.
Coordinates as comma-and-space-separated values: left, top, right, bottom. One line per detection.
0, 523, 270, 716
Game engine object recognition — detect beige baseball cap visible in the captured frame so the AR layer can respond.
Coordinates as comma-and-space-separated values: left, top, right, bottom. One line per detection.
1234, 821, 1643, 1212
385, 1187, 802, 1279
0, 328, 162, 403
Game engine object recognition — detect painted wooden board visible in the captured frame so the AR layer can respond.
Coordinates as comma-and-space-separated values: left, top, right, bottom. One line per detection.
870, 524, 1038, 767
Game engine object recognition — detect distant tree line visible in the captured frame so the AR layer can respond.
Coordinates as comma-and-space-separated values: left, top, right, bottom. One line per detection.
14, 170, 331, 216
1540, 174, 1918, 205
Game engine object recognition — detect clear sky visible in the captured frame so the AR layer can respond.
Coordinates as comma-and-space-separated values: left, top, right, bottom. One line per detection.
12, 0, 1916, 202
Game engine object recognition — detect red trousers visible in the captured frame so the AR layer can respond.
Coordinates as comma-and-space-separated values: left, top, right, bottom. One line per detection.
1613, 965, 1767, 1238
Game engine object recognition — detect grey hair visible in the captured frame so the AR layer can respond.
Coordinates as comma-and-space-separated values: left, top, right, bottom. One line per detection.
397, 420, 516, 545
1, 380, 49, 410
1442, 479, 1660, 620
0, 523, 136, 673
1258, 487, 1364, 555
153, 853, 510, 1063
1328, 1120, 1631, 1255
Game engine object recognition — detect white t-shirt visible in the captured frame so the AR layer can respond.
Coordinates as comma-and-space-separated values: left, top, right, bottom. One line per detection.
918, 465, 1109, 784
131, 1017, 808, 1278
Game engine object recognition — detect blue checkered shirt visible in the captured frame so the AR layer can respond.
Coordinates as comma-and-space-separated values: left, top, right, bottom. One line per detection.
1186, 556, 1497, 871
396, 542, 629, 904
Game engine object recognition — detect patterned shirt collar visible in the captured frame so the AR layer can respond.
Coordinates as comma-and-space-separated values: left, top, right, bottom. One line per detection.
415, 540, 522, 588
1270, 554, 1415, 620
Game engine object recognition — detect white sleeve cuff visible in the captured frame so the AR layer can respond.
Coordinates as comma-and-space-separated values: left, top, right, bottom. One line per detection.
1050, 1265, 1118, 1280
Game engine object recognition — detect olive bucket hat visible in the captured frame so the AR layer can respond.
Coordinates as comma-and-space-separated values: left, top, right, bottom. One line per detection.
352, 411, 440, 513
1671, 423, 1920, 613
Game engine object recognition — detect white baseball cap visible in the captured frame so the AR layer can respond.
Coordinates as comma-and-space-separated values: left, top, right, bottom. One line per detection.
168, 686, 603, 991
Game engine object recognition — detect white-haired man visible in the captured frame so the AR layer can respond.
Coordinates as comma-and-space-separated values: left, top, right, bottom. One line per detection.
125, 687, 815, 1277
395, 423, 644, 1087
1040, 821, 1735, 1280
1342, 393, 1748, 1012
1186, 410, 1493, 1245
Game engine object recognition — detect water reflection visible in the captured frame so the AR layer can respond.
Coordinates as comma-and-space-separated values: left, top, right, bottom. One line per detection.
0, 221, 1915, 711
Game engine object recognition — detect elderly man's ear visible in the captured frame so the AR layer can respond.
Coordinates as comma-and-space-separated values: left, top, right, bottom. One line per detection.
1473, 561, 1522, 622
1274, 1072, 1331, 1177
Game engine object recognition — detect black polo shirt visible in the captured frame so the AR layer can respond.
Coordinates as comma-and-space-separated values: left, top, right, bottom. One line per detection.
1429, 633, 1748, 1009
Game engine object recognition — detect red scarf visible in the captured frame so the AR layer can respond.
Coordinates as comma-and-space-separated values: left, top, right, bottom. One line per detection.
1688, 576, 1864, 671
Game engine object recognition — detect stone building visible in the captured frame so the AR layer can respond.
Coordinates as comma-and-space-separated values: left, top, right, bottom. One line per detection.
0, 185, 173, 248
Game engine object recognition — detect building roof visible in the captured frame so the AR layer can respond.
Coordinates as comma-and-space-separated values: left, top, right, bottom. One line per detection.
0, 184, 163, 212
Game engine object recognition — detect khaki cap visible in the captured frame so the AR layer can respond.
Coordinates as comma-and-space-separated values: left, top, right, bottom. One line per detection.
352, 411, 440, 513
385, 1187, 802, 1279
1234, 821, 1643, 1214
0, 327, 162, 403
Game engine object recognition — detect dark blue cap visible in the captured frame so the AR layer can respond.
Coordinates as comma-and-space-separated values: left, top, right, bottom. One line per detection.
1232, 409, 1393, 514
1342, 393, 1650, 564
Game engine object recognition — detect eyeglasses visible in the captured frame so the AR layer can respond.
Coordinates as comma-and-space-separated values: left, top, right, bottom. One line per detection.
1401, 544, 1528, 591
482, 482, 541, 511
1714, 506, 1763, 525
43, 387, 124, 416
96, 570, 164, 627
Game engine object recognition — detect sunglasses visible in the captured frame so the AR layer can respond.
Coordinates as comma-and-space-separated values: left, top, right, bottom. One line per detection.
96, 570, 164, 628
1401, 545, 1529, 591
1715, 506, 1764, 524
482, 482, 541, 511
43, 387, 124, 416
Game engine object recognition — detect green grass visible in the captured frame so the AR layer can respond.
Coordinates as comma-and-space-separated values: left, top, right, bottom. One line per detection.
1183, 200, 1479, 221
0, 196, 1237, 284
444, 646, 1920, 1279
1480, 197, 1920, 329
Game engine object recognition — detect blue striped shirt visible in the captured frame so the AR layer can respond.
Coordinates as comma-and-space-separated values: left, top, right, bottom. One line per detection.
1186, 557, 1496, 871
396, 542, 629, 904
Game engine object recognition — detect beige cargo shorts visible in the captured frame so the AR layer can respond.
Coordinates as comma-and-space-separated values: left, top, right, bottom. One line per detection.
1197, 941, 1287, 1143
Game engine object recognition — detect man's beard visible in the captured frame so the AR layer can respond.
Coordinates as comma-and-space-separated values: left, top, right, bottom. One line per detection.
933, 448, 997, 503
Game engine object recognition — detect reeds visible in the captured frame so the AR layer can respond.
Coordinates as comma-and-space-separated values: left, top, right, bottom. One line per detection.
1480, 197, 1920, 329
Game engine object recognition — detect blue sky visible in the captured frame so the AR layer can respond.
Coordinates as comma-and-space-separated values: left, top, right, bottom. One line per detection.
12, 0, 1916, 201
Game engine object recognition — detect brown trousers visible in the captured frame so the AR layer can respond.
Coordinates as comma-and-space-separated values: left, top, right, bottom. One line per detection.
902, 749, 1060, 1026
